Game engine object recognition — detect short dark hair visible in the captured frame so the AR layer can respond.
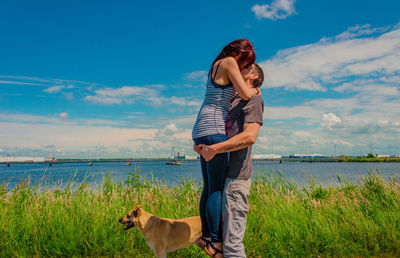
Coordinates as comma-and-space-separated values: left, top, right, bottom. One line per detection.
252, 63, 264, 88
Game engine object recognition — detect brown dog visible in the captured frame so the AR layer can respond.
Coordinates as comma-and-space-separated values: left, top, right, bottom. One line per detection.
119, 205, 202, 258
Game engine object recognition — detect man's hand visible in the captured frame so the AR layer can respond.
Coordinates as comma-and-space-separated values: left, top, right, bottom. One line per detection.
198, 144, 218, 162
193, 144, 202, 155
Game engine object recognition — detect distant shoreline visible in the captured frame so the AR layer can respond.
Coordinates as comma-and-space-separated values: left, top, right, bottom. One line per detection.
1, 157, 400, 164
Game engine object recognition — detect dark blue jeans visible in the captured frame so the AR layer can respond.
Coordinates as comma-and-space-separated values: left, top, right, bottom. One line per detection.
193, 134, 228, 243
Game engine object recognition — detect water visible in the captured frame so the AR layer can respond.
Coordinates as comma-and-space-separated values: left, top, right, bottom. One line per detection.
1, 161, 400, 189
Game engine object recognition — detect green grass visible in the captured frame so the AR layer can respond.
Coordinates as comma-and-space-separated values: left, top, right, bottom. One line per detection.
0, 169, 399, 257
343, 156, 400, 162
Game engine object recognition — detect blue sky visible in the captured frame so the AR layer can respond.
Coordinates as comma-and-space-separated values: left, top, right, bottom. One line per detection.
0, 0, 400, 158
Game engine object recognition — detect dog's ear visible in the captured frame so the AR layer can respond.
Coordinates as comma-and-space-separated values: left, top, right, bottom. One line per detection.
133, 205, 142, 217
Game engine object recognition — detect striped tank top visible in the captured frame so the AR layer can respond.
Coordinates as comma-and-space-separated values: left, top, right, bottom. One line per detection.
192, 63, 237, 139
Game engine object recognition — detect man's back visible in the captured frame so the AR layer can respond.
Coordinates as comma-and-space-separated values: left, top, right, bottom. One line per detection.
225, 95, 264, 180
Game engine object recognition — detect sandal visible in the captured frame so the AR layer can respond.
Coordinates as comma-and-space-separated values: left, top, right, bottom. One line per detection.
197, 236, 211, 249
206, 242, 223, 257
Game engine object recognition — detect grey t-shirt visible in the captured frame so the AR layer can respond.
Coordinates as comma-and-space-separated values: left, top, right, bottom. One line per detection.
225, 95, 264, 180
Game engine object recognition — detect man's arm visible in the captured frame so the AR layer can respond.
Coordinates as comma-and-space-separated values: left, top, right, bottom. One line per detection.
199, 122, 261, 162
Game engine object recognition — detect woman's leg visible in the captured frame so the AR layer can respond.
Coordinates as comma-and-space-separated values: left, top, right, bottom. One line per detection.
195, 134, 228, 257
205, 151, 228, 243
199, 155, 210, 239
194, 136, 211, 240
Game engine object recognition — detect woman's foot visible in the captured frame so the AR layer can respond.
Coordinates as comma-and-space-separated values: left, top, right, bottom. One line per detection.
197, 236, 211, 249
206, 242, 224, 258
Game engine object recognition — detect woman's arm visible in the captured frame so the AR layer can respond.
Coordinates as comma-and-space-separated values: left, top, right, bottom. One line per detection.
222, 57, 258, 100
197, 122, 261, 161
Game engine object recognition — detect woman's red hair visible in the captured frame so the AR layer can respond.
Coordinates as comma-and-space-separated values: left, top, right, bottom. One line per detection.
213, 39, 256, 70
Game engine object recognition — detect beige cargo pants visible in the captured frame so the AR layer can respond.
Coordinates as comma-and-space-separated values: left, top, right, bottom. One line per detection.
222, 177, 251, 258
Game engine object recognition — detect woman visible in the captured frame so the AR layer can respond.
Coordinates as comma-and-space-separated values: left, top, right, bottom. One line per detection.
192, 39, 259, 257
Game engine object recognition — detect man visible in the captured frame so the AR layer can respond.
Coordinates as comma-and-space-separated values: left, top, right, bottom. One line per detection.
196, 63, 264, 257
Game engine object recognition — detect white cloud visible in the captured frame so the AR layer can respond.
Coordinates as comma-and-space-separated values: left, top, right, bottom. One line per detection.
321, 113, 342, 129
162, 123, 179, 135
44, 85, 65, 93
259, 23, 400, 91
252, 0, 296, 20
260, 62, 400, 155
0, 75, 98, 87
63, 92, 75, 100
184, 70, 208, 83
170, 96, 201, 107
1, 74, 200, 109
128, 122, 194, 157
0, 113, 72, 124
335, 24, 391, 40
154, 123, 190, 142
333, 139, 354, 148
0, 75, 52, 83
260, 90, 400, 155
0, 111, 199, 158
93, 86, 158, 98
0, 121, 157, 156
84, 85, 202, 108
0, 112, 132, 128
148, 123, 193, 156
83, 119, 121, 126
0, 80, 42, 86
59, 112, 68, 119
84, 86, 160, 105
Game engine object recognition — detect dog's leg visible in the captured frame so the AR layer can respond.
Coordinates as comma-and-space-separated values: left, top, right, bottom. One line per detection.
151, 243, 166, 258
155, 250, 166, 258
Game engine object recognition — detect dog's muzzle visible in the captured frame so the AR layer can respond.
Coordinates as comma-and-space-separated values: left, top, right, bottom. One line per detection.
119, 218, 134, 230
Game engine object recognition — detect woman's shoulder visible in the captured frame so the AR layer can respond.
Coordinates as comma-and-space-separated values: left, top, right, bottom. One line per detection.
219, 56, 237, 66
214, 57, 238, 73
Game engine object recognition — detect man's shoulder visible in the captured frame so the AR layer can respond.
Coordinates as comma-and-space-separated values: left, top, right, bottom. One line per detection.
230, 95, 264, 113
232, 95, 264, 105
248, 95, 264, 106
244, 95, 264, 113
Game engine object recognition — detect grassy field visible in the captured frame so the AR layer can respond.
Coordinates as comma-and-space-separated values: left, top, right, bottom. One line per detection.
0, 169, 399, 257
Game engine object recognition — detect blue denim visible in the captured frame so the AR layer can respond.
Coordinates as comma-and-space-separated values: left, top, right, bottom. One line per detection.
193, 134, 228, 243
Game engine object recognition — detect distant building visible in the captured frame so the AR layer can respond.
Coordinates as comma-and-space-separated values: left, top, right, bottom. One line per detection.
251, 154, 282, 159
174, 153, 198, 160
376, 154, 391, 158
173, 150, 199, 160
184, 155, 199, 160
289, 154, 325, 158
175, 152, 185, 160
0, 156, 46, 163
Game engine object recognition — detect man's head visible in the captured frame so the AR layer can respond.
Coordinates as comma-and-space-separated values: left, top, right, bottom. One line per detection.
240, 63, 264, 88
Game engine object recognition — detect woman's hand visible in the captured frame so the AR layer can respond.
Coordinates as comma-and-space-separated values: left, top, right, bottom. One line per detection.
256, 87, 261, 96
197, 144, 218, 162
193, 144, 202, 155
